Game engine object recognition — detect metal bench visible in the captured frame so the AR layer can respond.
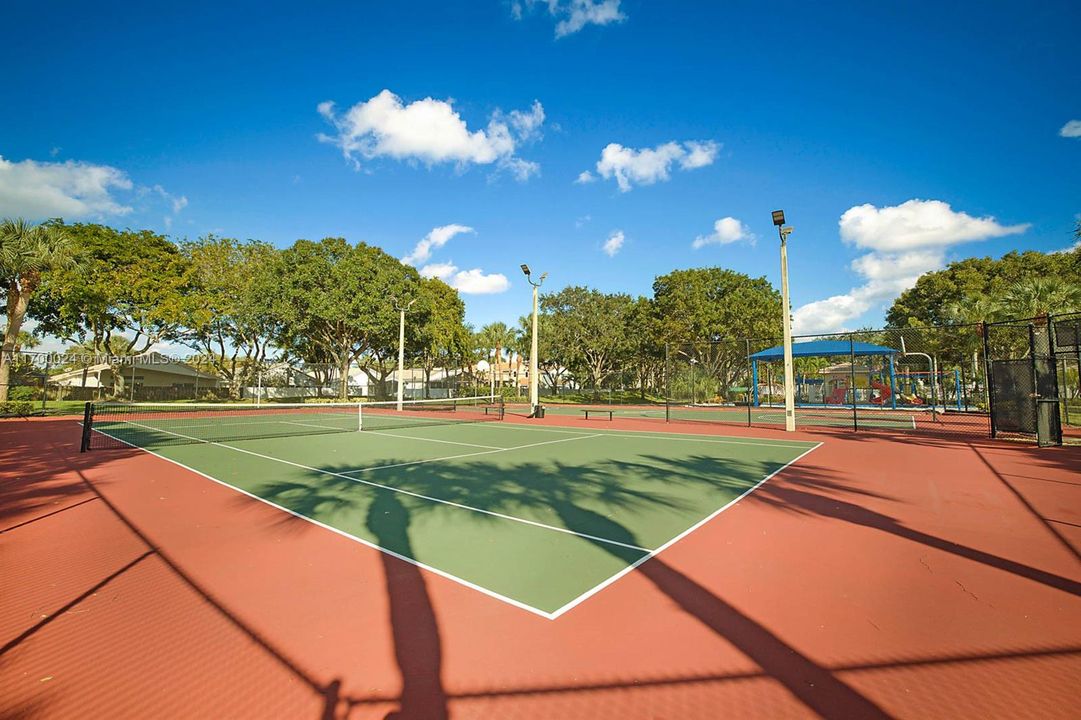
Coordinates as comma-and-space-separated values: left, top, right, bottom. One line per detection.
581, 408, 614, 420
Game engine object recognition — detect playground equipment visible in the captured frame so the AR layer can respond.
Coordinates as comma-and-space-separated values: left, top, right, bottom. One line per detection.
749, 340, 964, 411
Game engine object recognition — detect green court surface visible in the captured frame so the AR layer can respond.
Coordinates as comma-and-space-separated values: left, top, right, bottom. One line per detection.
527, 403, 920, 429
96, 419, 819, 618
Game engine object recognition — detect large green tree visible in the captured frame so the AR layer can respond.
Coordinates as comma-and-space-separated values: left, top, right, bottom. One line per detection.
275, 237, 417, 399
1, 219, 75, 401
651, 268, 782, 397
180, 236, 283, 398
540, 286, 635, 390
33, 222, 190, 353
887, 247, 1081, 327
651, 268, 782, 343
409, 277, 471, 397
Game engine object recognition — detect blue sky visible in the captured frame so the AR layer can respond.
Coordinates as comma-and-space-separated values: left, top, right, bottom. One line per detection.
2, 0, 1079, 339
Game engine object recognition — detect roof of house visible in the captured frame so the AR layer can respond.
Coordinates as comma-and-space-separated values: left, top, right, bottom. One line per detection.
50, 352, 221, 382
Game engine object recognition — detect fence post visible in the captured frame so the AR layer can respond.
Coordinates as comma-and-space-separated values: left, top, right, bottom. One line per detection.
745, 339, 752, 427
983, 322, 996, 438
849, 335, 858, 431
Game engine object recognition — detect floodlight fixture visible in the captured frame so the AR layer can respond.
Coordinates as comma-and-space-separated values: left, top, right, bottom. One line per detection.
520, 264, 531, 276
771, 210, 786, 226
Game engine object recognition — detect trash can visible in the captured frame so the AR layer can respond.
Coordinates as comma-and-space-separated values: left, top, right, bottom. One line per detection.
533, 405, 545, 419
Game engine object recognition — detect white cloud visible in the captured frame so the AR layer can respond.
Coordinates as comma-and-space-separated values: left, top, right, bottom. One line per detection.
421, 262, 509, 294
0, 155, 189, 225
591, 140, 719, 191
839, 199, 1029, 252
317, 90, 543, 180
418, 262, 457, 280
402, 224, 475, 265
408, 225, 508, 294
602, 230, 624, 257
692, 217, 754, 249
507, 100, 546, 142
792, 200, 1029, 334
555, 0, 626, 37
575, 170, 596, 184
447, 268, 510, 294
1059, 120, 1081, 138
0, 155, 134, 218
680, 140, 720, 169
513, 1, 626, 37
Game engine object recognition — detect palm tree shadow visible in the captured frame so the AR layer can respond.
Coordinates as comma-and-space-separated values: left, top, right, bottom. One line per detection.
548, 499, 891, 719
253, 475, 449, 720
367, 492, 448, 720
301, 455, 891, 720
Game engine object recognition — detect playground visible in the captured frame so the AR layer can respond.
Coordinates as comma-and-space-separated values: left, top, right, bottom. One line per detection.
750, 340, 971, 412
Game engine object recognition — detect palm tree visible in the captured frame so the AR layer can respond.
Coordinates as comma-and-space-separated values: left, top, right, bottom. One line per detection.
942, 295, 1002, 325
943, 295, 1004, 391
476, 321, 515, 390
1001, 277, 1081, 319
1, 219, 75, 401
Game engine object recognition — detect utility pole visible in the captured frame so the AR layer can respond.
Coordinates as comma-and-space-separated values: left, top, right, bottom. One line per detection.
772, 210, 796, 432
520, 264, 547, 417
393, 296, 416, 411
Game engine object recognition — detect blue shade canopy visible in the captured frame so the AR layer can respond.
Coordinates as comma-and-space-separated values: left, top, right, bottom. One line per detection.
749, 340, 897, 360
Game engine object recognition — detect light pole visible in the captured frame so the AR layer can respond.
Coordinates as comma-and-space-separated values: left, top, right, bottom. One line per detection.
772, 210, 796, 432
521, 264, 547, 417
393, 296, 416, 410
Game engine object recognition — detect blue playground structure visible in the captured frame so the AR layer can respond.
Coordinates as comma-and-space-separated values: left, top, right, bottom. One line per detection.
749, 340, 962, 410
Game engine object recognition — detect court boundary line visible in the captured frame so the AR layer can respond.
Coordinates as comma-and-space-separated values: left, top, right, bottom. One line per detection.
546, 441, 825, 619
86, 421, 822, 620
82, 423, 557, 619
100, 421, 651, 555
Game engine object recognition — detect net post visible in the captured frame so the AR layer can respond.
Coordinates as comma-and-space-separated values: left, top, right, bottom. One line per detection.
80, 402, 94, 452
357, 402, 363, 432
499, 394, 505, 420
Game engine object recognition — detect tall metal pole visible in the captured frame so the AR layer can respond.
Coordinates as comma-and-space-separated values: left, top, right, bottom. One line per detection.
530, 282, 540, 413
779, 225, 796, 432
394, 297, 416, 411
397, 308, 406, 410
521, 266, 546, 417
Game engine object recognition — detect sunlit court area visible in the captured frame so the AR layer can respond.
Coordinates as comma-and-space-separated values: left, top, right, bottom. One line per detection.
3, 2, 1080, 718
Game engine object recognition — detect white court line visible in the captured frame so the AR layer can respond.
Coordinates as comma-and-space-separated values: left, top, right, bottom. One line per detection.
546, 441, 825, 619
113, 421, 648, 555
282, 420, 356, 432
85, 424, 556, 620
91, 419, 822, 619
363, 429, 502, 450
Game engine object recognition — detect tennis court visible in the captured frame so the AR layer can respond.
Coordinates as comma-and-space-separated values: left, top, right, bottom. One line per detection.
81, 397, 819, 617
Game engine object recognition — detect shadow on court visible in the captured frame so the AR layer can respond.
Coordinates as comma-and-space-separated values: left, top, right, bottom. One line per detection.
253, 454, 895, 719
6, 418, 1080, 719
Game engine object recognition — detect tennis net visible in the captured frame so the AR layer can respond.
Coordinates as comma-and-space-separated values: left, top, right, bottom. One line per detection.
80, 395, 504, 450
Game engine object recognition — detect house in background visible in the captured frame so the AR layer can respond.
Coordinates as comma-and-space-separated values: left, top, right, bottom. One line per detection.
50, 352, 223, 399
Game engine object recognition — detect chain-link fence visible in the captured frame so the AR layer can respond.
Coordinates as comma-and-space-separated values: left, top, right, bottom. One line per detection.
662, 325, 992, 439
6, 314, 1079, 444
1052, 312, 1081, 443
